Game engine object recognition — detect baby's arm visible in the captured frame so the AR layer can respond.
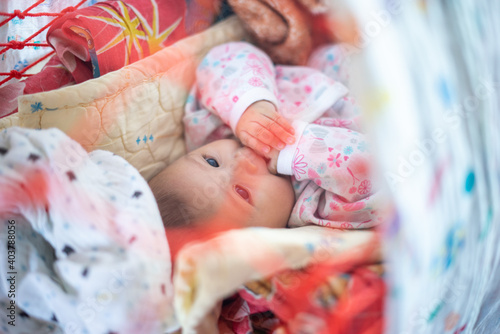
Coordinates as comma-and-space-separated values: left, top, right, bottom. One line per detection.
276, 121, 374, 203
274, 121, 381, 228
195, 42, 295, 154
195, 41, 278, 129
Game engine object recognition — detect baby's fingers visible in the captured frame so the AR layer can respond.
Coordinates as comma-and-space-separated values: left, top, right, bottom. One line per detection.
263, 113, 295, 145
264, 148, 280, 174
238, 130, 272, 154
249, 121, 289, 151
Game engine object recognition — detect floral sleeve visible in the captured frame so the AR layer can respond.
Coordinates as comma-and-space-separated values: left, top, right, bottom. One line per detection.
279, 122, 382, 229
183, 89, 233, 152
194, 42, 279, 131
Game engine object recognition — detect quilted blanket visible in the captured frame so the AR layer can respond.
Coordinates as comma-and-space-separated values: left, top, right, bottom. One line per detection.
0, 16, 248, 182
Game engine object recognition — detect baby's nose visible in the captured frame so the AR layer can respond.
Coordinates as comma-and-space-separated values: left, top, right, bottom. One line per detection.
234, 148, 258, 174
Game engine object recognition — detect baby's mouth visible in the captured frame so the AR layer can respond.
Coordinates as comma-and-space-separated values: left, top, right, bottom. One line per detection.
234, 184, 253, 205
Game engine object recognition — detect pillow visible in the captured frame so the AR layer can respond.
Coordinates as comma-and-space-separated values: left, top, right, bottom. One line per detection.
0, 16, 248, 181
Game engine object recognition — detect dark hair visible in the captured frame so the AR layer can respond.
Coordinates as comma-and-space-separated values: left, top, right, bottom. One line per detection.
148, 171, 195, 228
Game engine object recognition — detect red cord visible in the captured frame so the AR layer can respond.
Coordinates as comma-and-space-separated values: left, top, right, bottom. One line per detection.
0, 41, 51, 49
0, 0, 86, 86
0, 0, 45, 27
0, 50, 55, 86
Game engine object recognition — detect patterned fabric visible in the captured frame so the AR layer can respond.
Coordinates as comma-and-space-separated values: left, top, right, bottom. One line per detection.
46, 0, 191, 83
184, 41, 385, 229
343, 0, 500, 333
0, 17, 249, 184
0, 127, 175, 334
173, 225, 383, 334
223, 262, 385, 334
0, 0, 223, 118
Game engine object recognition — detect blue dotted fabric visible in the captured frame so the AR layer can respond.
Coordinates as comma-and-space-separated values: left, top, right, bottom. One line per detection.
359, 1, 500, 333
0, 127, 176, 333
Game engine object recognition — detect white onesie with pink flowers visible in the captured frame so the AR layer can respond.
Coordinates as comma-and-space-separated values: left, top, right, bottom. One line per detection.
184, 42, 383, 229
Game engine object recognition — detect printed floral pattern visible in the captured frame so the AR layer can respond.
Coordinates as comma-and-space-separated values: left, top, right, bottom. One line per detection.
358, 180, 372, 195
318, 163, 327, 174
327, 152, 343, 168
248, 77, 263, 87
243, 59, 266, 78
31, 102, 43, 113
292, 148, 308, 178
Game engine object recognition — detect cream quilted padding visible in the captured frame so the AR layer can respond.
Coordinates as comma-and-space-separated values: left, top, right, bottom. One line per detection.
0, 17, 248, 181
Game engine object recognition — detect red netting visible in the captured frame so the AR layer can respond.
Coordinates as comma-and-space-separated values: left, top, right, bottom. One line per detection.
0, 0, 86, 86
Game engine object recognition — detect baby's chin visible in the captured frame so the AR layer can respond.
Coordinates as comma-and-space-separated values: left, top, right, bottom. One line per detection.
262, 180, 295, 228
275, 173, 295, 198
247, 211, 290, 229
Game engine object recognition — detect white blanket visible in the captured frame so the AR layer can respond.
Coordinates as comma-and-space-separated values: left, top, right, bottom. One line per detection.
0, 127, 176, 334
342, 0, 500, 333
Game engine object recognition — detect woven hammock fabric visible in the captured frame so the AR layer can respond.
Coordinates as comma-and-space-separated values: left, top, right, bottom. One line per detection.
0, 0, 95, 75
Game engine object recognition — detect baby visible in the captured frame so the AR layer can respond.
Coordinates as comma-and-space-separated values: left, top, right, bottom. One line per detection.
149, 42, 381, 236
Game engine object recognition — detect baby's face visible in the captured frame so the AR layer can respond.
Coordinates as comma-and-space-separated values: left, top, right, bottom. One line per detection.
164, 139, 295, 229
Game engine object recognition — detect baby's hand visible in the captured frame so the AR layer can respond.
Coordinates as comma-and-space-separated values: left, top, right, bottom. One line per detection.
235, 101, 295, 155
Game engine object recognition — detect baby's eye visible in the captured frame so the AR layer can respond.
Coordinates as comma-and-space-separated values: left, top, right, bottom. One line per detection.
204, 157, 219, 168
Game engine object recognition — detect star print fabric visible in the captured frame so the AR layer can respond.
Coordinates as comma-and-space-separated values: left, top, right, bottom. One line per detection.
0, 0, 224, 120
46, 0, 197, 83
185, 42, 382, 229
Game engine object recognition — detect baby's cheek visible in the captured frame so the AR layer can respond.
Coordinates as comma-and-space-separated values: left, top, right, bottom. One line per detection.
273, 177, 295, 225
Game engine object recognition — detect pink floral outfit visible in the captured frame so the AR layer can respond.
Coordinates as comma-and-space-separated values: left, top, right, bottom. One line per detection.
184, 42, 382, 229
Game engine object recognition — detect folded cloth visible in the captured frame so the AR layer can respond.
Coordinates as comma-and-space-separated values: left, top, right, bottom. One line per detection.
173, 225, 384, 334
227, 262, 385, 334
0, 127, 175, 334
46, 0, 192, 83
